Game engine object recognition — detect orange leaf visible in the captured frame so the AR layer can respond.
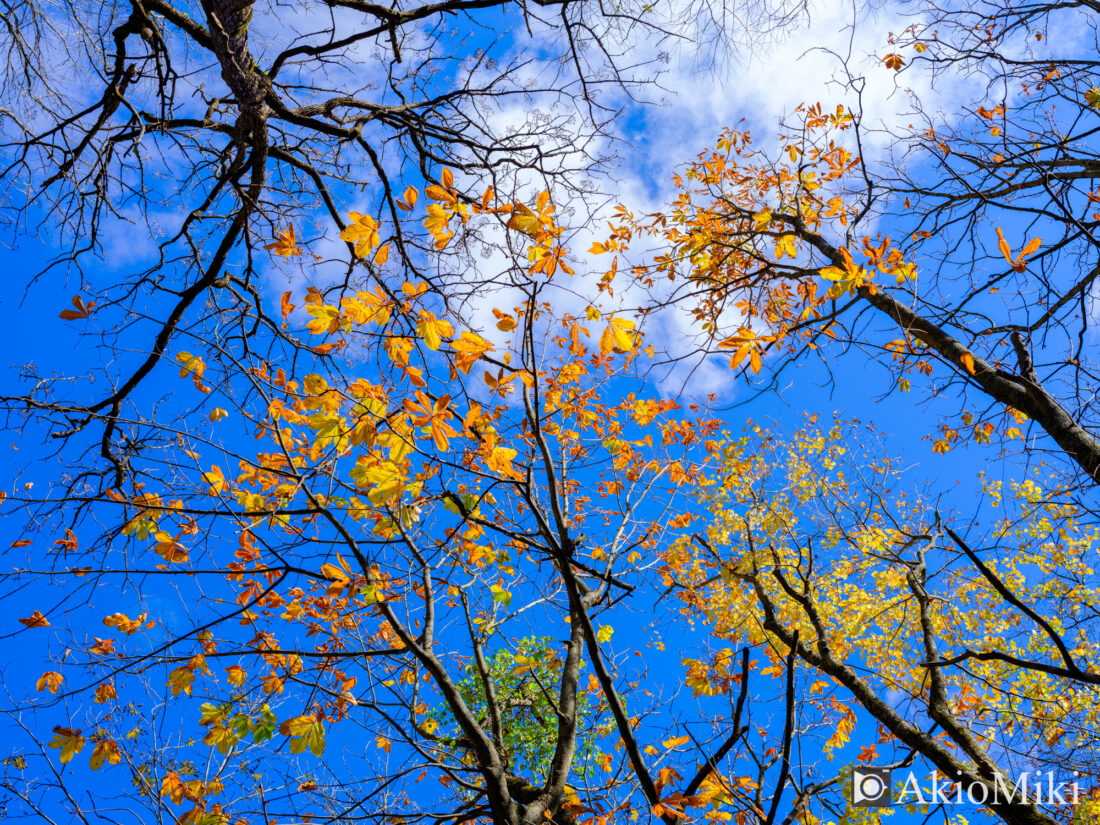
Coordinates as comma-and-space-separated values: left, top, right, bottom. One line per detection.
37, 671, 63, 693
425, 184, 451, 202
1020, 236, 1042, 258
506, 204, 539, 236
264, 225, 303, 257
960, 352, 976, 376
89, 739, 121, 770
58, 295, 93, 321
19, 610, 50, 628
53, 529, 78, 552
995, 227, 1012, 265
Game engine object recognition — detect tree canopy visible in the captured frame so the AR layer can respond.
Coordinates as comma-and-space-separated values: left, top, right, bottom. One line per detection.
3, 2, 1100, 825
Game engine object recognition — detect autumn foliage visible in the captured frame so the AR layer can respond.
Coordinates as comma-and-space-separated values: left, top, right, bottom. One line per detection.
6, 3, 1100, 825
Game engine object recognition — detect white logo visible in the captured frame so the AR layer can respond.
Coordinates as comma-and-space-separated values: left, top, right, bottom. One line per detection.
855, 767, 1083, 808
852, 768, 893, 807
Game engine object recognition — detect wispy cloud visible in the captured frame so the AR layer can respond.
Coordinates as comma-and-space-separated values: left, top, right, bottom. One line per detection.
261, 0, 987, 403
479, 0, 990, 399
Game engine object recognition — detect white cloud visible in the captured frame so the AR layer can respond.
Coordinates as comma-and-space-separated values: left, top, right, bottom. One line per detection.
596, 0, 977, 204
194, 0, 986, 403
472, 0, 993, 400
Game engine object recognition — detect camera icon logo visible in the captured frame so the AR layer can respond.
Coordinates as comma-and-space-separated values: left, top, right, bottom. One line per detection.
852, 767, 893, 807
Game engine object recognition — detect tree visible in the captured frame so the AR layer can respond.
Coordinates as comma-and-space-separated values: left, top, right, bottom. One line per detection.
2, 173, 851, 825
7, 2, 1100, 825
0, 0, 769, 487
666, 417, 1100, 825
599, 2, 1100, 824
1, 1, 855, 824
611, 0, 1100, 486
424, 635, 604, 796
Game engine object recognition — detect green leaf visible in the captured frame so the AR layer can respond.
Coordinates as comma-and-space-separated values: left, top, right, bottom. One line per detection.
252, 706, 277, 743
231, 713, 251, 738
490, 584, 512, 606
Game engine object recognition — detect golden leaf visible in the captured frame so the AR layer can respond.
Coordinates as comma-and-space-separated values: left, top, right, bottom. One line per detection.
36, 671, 63, 693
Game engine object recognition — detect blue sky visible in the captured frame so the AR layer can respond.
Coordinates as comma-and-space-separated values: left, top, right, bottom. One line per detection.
0, 0, 1083, 823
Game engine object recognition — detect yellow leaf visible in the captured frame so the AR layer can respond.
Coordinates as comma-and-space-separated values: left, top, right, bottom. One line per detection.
416, 312, 454, 351
341, 212, 382, 257
161, 773, 185, 804
279, 715, 317, 737
167, 666, 195, 696
423, 203, 454, 248
48, 726, 85, 764
451, 331, 493, 374
262, 674, 284, 695
960, 352, 976, 376
202, 724, 237, 753
374, 243, 391, 266
175, 351, 205, 379
203, 465, 226, 495
506, 204, 540, 236
599, 317, 638, 356
825, 707, 856, 752
153, 532, 188, 564
89, 740, 121, 770
774, 234, 797, 259
486, 445, 519, 478
425, 184, 452, 202
36, 671, 63, 693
